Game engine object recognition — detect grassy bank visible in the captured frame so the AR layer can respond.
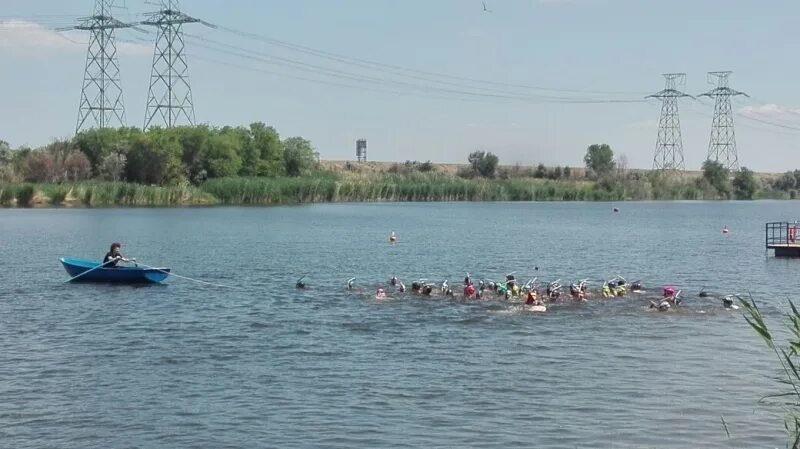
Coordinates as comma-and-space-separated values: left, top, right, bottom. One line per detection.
0, 182, 216, 207
0, 171, 791, 208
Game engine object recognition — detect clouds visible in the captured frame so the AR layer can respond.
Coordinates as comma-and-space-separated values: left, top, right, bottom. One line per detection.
738, 103, 800, 122
0, 20, 149, 56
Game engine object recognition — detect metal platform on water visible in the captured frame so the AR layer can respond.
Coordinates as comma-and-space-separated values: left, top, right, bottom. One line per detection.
766, 222, 800, 257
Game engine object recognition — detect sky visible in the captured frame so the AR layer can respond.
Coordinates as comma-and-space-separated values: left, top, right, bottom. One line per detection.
2, 0, 800, 171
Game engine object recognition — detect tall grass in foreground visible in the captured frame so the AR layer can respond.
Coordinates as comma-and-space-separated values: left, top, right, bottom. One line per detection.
740, 297, 800, 448
0, 182, 216, 207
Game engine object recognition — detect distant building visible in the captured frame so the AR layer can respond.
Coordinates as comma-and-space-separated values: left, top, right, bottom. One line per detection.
356, 139, 367, 163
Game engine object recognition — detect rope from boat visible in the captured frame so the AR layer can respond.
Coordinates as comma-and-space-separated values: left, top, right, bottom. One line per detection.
64, 259, 116, 283
136, 262, 238, 289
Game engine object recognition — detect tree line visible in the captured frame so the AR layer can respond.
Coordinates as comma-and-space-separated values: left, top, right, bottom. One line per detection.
0, 124, 318, 186
1, 127, 797, 200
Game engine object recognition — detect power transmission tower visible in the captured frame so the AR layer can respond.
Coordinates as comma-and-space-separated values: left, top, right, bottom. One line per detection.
647, 73, 693, 171
699, 71, 748, 171
142, 0, 212, 129
68, 0, 135, 133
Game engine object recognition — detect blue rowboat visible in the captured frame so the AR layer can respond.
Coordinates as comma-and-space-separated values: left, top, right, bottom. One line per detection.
60, 258, 170, 284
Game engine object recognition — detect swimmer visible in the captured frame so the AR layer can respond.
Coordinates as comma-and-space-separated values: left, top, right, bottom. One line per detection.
347, 277, 356, 290
650, 300, 671, 311
296, 276, 307, 289
390, 276, 398, 287
464, 282, 477, 299
398, 282, 406, 293
389, 231, 398, 244
375, 287, 387, 299
722, 295, 739, 310
525, 290, 541, 306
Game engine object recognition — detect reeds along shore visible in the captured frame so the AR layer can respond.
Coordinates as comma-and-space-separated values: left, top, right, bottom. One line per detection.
0, 172, 791, 207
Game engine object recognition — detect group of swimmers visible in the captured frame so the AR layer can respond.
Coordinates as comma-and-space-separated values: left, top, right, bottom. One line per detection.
328, 273, 740, 313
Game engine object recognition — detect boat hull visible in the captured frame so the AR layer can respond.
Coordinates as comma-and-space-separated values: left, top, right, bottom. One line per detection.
61, 258, 170, 284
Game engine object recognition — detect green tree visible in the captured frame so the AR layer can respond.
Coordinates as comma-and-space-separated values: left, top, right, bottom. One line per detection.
732, 167, 759, 200
0, 141, 13, 182
98, 153, 126, 182
774, 171, 797, 191
534, 163, 547, 179
174, 125, 213, 184
73, 128, 121, 174
125, 132, 184, 185
468, 151, 499, 178
249, 122, 283, 177
701, 159, 731, 199
584, 144, 615, 176
563, 166, 572, 179
205, 133, 242, 178
283, 136, 317, 177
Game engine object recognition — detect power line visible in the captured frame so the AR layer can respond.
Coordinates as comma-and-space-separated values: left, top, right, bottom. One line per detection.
141, 0, 213, 129
213, 24, 649, 97
185, 34, 646, 105
647, 73, 693, 171
699, 71, 748, 171
63, 0, 135, 133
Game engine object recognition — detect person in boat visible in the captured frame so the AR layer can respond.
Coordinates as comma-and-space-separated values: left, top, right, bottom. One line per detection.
103, 242, 135, 268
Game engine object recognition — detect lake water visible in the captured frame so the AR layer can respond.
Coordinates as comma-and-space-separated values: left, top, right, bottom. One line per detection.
2, 202, 800, 448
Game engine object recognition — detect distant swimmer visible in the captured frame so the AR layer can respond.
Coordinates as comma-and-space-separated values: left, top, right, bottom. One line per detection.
375, 287, 387, 299
347, 277, 356, 290
389, 232, 397, 244
613, 207, 620, 213
296, 275, 307, 289
722, 295, 739, 310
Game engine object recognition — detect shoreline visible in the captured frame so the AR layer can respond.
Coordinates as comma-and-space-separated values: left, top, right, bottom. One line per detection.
1, 173, 793, 208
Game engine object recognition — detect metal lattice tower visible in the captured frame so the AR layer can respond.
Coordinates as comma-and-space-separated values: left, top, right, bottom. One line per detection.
699, 71, 748, 171
142, 0, 204, 129
70, 0, 134, 133
647, 73, 693, 171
